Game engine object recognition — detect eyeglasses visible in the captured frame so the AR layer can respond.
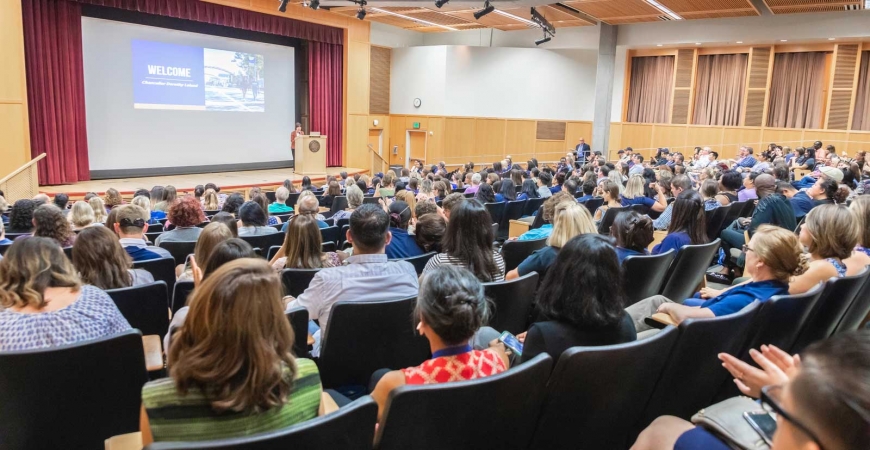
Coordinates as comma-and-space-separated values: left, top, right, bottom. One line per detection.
760, 385, 824, 449
741, 244, 754, 253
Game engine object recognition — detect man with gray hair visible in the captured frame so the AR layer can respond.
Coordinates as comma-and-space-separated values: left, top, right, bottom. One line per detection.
268, 187, 294, 214
465, 173, 482, 195
281, 192, 328, 231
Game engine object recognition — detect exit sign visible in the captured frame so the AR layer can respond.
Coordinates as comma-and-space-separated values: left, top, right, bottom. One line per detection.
413, 122, 420, 129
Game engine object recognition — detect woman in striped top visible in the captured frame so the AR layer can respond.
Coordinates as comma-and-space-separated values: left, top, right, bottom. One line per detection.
423, 199, 505, 282
140, 258, 327, 444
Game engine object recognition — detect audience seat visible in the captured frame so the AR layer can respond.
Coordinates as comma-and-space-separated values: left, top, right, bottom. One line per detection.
339, 224, 351, 248
145, 231, 163, 242
322, 241, 337, 252
285, 307, 311, 358
529, 326, 680, 450
484, 202, 506, 225
581, 197, 603, 216
483, 272, 540, 335
629, 203, 650, 216
0, 330, 147, 449
329, 196, 349, 215
834, 269, 870, 333
335, 218, 350, 229
719, 200, 748, 231
318, 297, 431, 389
286, 193, 301, 207
791, 268, 870, 353
392, 251, 436, 276
704, 204, 731, 242
145, 396, 378, 450
62, 246, 73, 260
106, 281, 171, 338
4, 232, 30, 241
239, 233, 286, 257
530, 207, 546, 230
524, 198, 545, 217
148, 223, 165, 233
266, 245, 281, 261
171, 281, 195, 315
463, 192, 475, 199
158, 241, 197, 265
597, 207, 627, 235
362, 197, 381, 205
133, 257, 177, 303
500, 238, 547, 273
499, 200, 528, 240
622, 250, 676, 306
375, 354, 553, 450
320, 226, 341, 246
203, 210, 220, 216
659, 239, 721, 302
281, 268, 321, 298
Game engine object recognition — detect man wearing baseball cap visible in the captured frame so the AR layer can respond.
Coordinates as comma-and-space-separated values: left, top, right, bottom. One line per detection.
793, 164, 843, 190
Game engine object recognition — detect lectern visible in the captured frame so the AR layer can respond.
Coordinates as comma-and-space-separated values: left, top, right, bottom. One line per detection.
294, 134, 327, 176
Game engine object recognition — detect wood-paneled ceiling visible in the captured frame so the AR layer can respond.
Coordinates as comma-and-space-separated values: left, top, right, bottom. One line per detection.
326, 0, 865, 32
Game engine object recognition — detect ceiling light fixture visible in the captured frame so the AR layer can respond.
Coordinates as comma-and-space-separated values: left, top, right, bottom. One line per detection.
535, 36, 552, 46
434, 0, 449, 8
657, 44, 663, 47
644, 0, 683, 20
530, 7, 555, 46
695, 42, 701, 45
474, 0, 495, 20
780, 39, 787, 42
828, 37, 836, 40
736, 41, 743, 43
370, 7, 459, 31
278, 0, 290, 12
493, 9, 538, 27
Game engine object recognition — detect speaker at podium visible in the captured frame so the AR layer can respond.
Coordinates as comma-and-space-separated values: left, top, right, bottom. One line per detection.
294, 133, 327, 177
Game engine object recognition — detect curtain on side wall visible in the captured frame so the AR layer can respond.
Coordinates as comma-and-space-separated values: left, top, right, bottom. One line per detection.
692, 54, 748, 126
852, 51, 870, 131
767, 52, 826, 129
626, 56, 675, 124
308, 42, 343, 167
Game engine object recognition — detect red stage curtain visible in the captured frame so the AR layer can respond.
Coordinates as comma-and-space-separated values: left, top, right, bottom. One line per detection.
309, 42, 343, 167
22, 0, 91, 185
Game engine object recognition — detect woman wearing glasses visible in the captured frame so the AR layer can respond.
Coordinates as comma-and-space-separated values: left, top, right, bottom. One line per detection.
633, 330, 870, 450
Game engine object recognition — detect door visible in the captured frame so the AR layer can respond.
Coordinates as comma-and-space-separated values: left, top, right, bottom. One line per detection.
368, 129, 385, 174
408, 131, 426, 166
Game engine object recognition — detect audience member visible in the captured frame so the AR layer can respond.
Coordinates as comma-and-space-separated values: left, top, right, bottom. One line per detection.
156, 196, 205, 245
149, 186, 166, 212
269, 187, 294, 214
105, 188, 125, 211
473, 183, 496, 204
847, 196, 870, 270
177, 222, 234, 282
53, 193, 70, 211
270, 215, 343, 271
424, 199, 505, 282
209, 212, 239, 237
237, 201, 280, 236
385, 201, 424, 259
319, 181, 342, 207
653, 175, 692, 230
537, 171, 554, 198
89, 196, 108, 224
220, 193, 245, 216
332, 184, 364, 222
415, 199, 438, 220
465, 173, 482, 195
202, 189, 221, 211
611, 211, 655, 263
414, 213, 446, 253
621, 175, 668, 212
28, 204, 76, 247
652, 190, 707, 255
0, 220, 11, 246
517, 192, 574, 241
114, 205, 173, 261
439, 192, 464, 220
700, 179, 722, 210
72, 226, 154, 289
131, 195, 160, 225
593, 179, 624, 223
252, 193, 281, 226
7, 199, 36, 234
789, 205, 861, 294
281, 192, 328, 232
518, 179, 540, 201
69, 200, 98, 230
738, 171, 760, 202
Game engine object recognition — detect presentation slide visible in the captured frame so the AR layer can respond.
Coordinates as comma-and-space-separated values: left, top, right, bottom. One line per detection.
132, 40, 266, 112
82, 17, 295, 174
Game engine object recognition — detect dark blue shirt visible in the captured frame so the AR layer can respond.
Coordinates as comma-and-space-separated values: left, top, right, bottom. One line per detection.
615, 247, 648, 264
549, 185, 562, 194
125, 246, 166, 262
385, 228, 424, 259
790, 191, 815, 219
652, 231, 692, 255
282, 219, 329, 232
517, 246, 558, 278
576, 194, 594, 203
150, 210, 166, 221
494, 194, 505, 203
696, 280, 789, 316
621, 196, 655, 208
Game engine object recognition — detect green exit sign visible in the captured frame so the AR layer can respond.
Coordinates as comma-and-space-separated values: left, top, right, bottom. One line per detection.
413, 122, 420, 129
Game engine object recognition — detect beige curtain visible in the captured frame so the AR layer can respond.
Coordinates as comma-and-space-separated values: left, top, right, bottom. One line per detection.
767, 52, 826, 129
852, 51, 870, 131
692, 54, 748, 126
627, 56, 675, 124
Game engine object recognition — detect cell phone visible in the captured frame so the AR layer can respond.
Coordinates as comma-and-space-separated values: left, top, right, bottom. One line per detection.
743, 411, 777, 446
498, 331, 523, 356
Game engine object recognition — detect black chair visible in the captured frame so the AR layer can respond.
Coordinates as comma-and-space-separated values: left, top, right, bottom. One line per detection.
376, 354, 553, 450
705, 204, 731, 241
500, 238, 547, 273
203, 210, 220, 216
629, 203, 650, 215
362, 196, 381, 205
464, 192, 475, 199
659, 239, 721, 302
638, 302, 760, 428
740, 200, 756, 217
286, 307, 311, 358
834, 271, 870, 333
791, 269, 870, 353
145, 231, 162, 242
171, 281, 196, 315
146, 397, 377, 450
320, 225, 341, 246
483, 272, 539, 335
719, 200, 748, 232
62, 246, 73, 260
622, 250, 676, 305
335, 217, 350, 229
266, 245, 282, 261
133, 257, 177, 303
0, 330, 148, 450
275, 213, 293, 222
265, 191, 276, 202
597, 207, 627, 235
106, 281, 170, 338
524, 197, 545, 217
318, 297, 431, 389
484, 202, 506, 225
148, 223, 165, 233
285, 192, 301, 207
529, 327, 680, 450
329, 196, 349, 215
499, 200, 528, 240
530, 206, 546, 230
339, 224, 351, 249
158, 241, 197, 265
322, 241, 337, 252
5, 232, 30, 240
281, 268, 321, 298
393, 251, 436, 275
582, 197, 604, 216
239, 233, 286, 258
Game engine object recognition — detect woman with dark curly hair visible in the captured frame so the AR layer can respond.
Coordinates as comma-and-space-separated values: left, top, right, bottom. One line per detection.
26, 204, 76, 247
7, 199, 36, 234
220, 193, 245, 216
155, 196, 205, 245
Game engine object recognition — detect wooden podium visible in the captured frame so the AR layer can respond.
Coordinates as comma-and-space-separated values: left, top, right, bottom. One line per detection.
294, 134, 327, 176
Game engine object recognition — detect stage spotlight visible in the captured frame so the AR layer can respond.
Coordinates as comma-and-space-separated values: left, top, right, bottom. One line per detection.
278, 0, 290, 12
535, 36, 551, 46
309, 0, 320, 9
473, 0, 494, 19
434, 0, 449, 8
356, 6, 367, 19
530, 7, 555, 35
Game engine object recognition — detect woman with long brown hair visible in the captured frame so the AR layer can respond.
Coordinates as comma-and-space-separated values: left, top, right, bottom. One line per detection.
176, 222, 234, 281
269, 215, 344, 270
104, 188, 124, 211
72, 226, 154, 289
141, 258, 327, 443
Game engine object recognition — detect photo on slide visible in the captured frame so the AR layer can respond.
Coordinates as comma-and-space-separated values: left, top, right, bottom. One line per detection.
204, 48, 265, 112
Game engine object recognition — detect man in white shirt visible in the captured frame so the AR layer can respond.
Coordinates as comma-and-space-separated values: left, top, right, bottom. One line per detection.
629, 155, 645, 176
286, 204, 419, 356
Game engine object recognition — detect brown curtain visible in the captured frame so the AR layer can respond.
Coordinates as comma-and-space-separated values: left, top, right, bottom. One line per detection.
853, 51, 870, 131
692, 54, 748, 126
767, 52, 826, 129
627, 56, 675, 124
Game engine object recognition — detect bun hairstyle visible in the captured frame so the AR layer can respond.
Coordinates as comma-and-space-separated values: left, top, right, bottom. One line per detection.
751, 225, 803, 282
415, 265, 490, 346
388, 201, 412, 229
611, 210, 654, 252
818, 179, 850, 205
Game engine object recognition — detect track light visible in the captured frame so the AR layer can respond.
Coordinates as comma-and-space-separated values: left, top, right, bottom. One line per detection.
435, 0, 449, 8
535, 36, 551, 46
278, 0, 290, 12
309, 0, 320, 10
356, 6, 367, 19
473, 1, 494, 19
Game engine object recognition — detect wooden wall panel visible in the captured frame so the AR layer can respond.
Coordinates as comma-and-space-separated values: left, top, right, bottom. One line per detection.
347, 41, 370, 116
535, 140, 569, 162
622, 124, 654, 153
474, 119, 507, 158
345, 114, 370, 171
444, 118, 476, 162
536, 121, 567, 140
809, 130, 851, 152
369, 46, 391, 115
608, 123, 624, 158
565, 122, 593, 149
744, 90, 767, 127
427, 117, 445, 163
505, 120, 537, 157
747, 47, 772, 89
652, 124, 688, 150
761, 129, 804, 148
827, 90, 853, 131
671, 90, 692, 125
0, 0, 30, 177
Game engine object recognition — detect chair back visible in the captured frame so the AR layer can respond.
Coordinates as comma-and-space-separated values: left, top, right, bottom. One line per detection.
285, 307, 311, 358
622, 250, 676, 305
322, 241, 337, 252
524, 197, 545, 216
499, 200, 528, 240
329, 196, 349, 215
319, 297, 431, 388
265, 191, 276, 202
266, 245, 282, 262
0, 330, 147, 449
335, 217, 350, 229
320, 226, 341, 246
362, 196, 381, 205
145, 397, 377, 450
171, 281, 196, 315
158, 241, 197, 265
376, 354, 553, 450
659, 239, 721, 302
835, 270, 870, 333
597, 207, 627, 235
286, 192, 301, 207
501, 238, 548, 273
145, 231, 163, 242
582, 197, 604, 216
739, 200, 756, 217
133, 257, 177, 303
106, 281, 170, 337
483, 272, 540, 335
148, 223, 165, 233
530, 327, 680, 450
720, 200, 747, 229
705, 204, 731, 241
339, 224, 351, 248
484, 202, 506, 225
530, 206, 546, 229
638, 302, 760, 426
393, 251, 436, 275
791, 269, 870, 353
281, 268, 321, 298
630, 203, 650, 215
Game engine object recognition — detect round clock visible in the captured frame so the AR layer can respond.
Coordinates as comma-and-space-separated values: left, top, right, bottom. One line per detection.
413, 98, 422, 108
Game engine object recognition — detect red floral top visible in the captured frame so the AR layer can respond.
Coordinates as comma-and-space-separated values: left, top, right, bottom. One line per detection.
402, 349, 507, 385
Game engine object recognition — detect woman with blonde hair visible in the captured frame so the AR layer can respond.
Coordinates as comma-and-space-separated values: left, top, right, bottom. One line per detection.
506, 200, 596, 280
177, 222, 234, 281
140, 258, 327, 444
621, 174, 667, 212
202, 188, 220, 211
69, 201, 98, 230
790, 204, 863, 294
417, 178, 435, 203
154, 185, 177, 212
89, 196, 108, 223
131, 195, 160, 225
269, 215, 344, 270
846, 195, 870, 268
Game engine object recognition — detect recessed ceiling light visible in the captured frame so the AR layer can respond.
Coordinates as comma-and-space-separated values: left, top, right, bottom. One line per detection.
370, 7, 458, 31
657, 44, 663, 47
736, 41, 743, 44
645, 0, 683, 20
695, 42, 701, 45
780, 39, 788, 42
829, 38, 836, 40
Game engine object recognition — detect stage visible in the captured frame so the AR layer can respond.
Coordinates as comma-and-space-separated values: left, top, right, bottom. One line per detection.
38, 167, 367, 199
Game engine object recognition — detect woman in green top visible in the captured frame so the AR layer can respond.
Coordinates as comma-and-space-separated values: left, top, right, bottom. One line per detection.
378, 172, 396, 198
140, 258, 329, 444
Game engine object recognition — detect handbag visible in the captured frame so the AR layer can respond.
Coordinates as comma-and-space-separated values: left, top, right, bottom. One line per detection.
691, 396, 771, 450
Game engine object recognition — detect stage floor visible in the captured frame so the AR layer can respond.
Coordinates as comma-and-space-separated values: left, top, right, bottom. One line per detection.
39, 167, 367, 198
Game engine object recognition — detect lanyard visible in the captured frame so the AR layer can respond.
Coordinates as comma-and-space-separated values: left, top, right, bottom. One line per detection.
432, 344, 472, 359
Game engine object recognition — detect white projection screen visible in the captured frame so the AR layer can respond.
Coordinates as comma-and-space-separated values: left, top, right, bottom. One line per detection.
81, 17, 296, 177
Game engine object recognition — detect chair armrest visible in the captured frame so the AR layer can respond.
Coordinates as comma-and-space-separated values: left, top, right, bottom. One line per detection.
320, 391, 340, 416
142, 335, 164, 372
508, 220, 531, 239
105, 432, 142, 450
647, 312, 677, 328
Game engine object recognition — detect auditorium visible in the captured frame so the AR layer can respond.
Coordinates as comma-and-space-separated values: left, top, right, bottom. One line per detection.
2, 0, 870, 448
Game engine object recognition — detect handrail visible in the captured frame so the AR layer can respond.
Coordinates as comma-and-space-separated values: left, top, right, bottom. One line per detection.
0, 153, 45, 185
367, 144, 389, 165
